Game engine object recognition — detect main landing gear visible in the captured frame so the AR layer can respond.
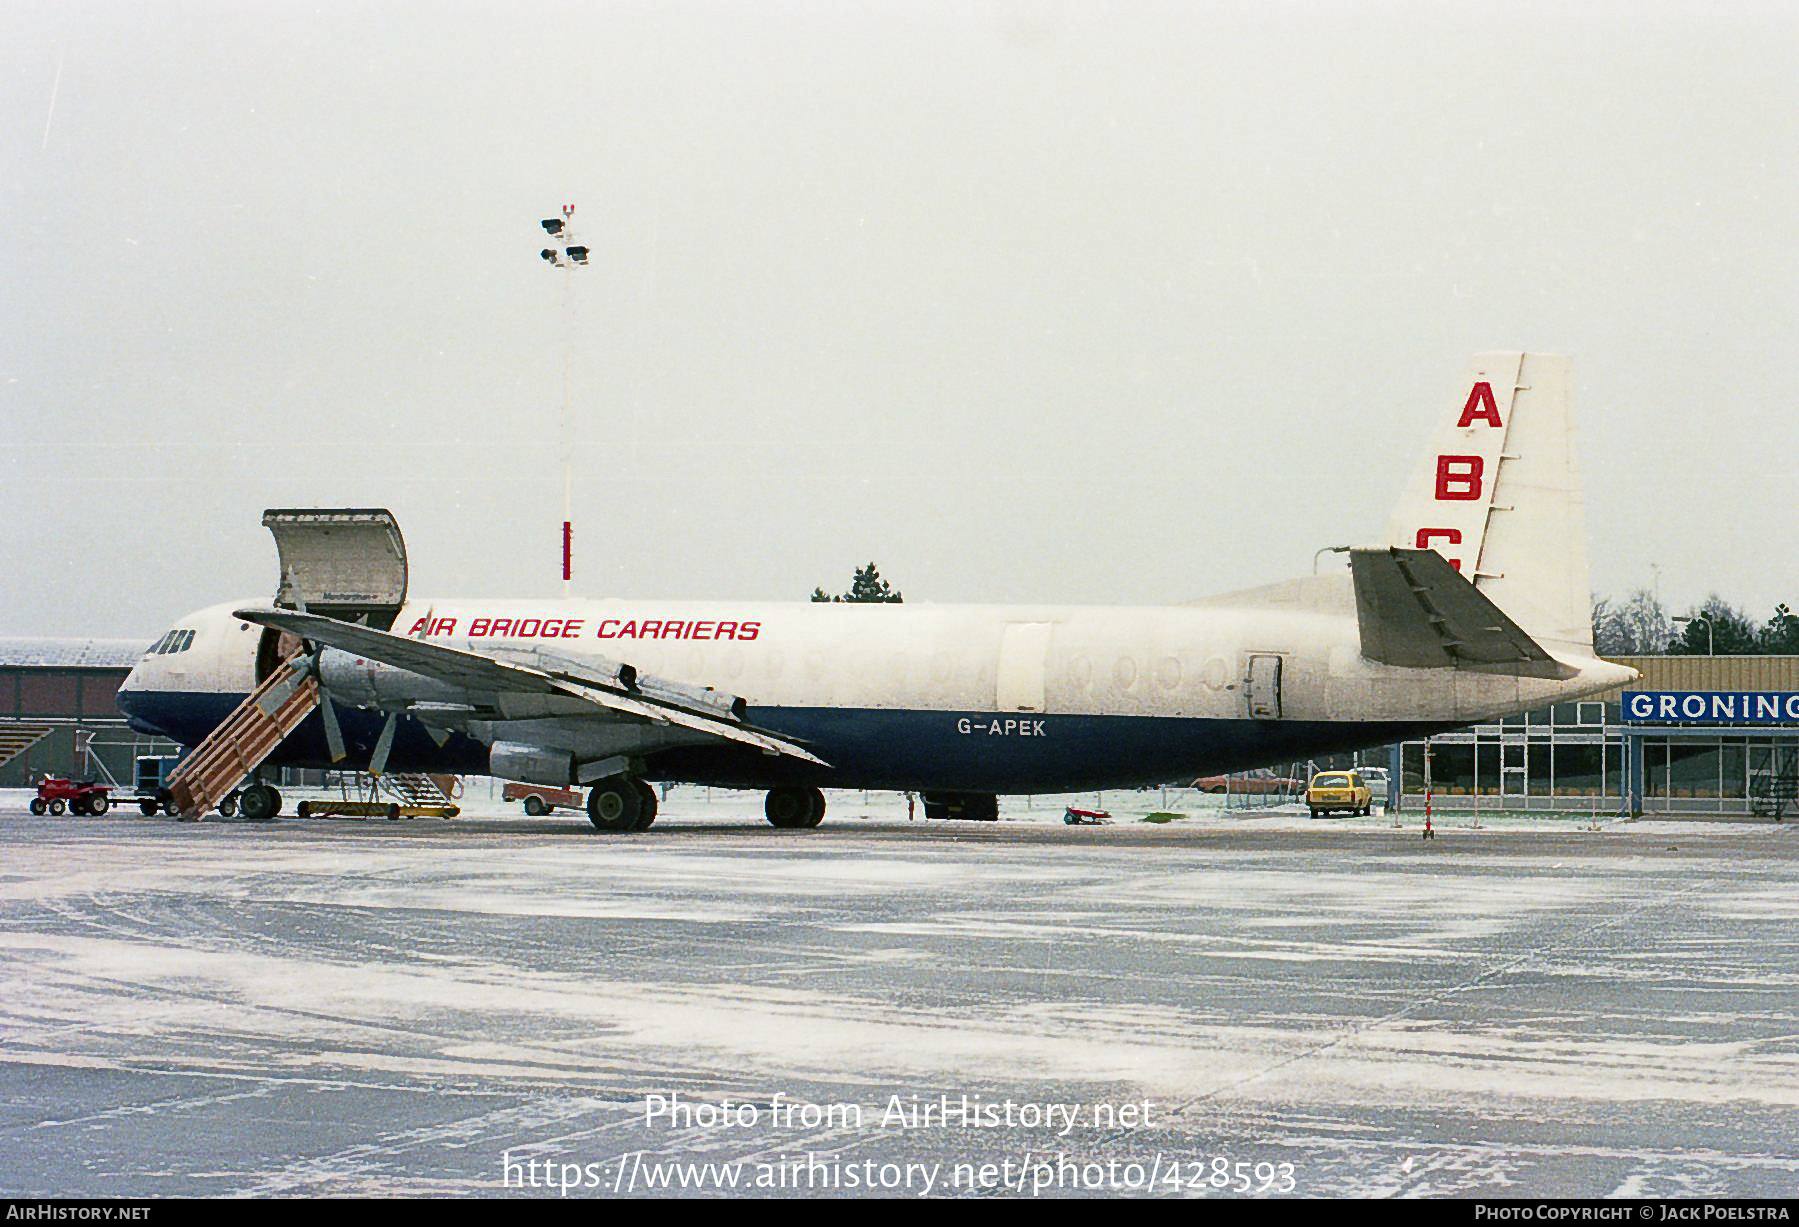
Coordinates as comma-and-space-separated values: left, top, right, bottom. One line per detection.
764, 786, 825, 829
582, 781, 828, 832
586, 776, 659, 833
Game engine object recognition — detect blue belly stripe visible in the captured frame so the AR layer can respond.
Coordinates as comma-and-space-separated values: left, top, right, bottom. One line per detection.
118, 690, 1449, 793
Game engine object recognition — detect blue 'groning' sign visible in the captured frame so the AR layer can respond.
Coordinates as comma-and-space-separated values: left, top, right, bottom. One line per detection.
1623, 691, 1799, 724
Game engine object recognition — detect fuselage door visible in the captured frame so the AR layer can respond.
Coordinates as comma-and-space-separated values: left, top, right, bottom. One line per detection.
1245, 653, 1283, 720
996, 622, 1052, 713
263, 508, 408, 631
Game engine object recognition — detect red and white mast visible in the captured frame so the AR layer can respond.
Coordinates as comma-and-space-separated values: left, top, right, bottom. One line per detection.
538, 202, 586, 597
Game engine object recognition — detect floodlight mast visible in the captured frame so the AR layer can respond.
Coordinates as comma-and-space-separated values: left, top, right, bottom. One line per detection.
537, 203, 583, 597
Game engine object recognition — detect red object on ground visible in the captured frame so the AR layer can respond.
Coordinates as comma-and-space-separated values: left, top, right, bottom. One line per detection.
31, 776, 113, 815
501, 781, 584, 813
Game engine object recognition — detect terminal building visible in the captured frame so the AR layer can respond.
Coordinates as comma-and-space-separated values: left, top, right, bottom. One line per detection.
1392, 655, 1799, 818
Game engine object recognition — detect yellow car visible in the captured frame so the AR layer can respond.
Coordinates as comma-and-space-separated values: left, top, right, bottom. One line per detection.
1307, 770, 1373, 818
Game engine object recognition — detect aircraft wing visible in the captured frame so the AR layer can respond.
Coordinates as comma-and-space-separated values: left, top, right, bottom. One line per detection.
232, 607, 828, 764
1348, 548, 1571, 678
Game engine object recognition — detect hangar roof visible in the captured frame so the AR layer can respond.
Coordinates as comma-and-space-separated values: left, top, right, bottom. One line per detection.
0, 639, 151, 670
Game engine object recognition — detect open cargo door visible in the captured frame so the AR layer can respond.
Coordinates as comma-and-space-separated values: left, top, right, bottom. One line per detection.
263, 508, 408, 630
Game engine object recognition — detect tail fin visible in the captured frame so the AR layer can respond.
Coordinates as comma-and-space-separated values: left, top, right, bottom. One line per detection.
1384, 352, 1593, 657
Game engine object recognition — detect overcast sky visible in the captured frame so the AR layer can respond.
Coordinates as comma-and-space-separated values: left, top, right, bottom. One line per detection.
3, 1, 1794, 640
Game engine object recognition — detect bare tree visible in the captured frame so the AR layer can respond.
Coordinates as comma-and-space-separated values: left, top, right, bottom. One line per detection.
1594, 587, 1671, 655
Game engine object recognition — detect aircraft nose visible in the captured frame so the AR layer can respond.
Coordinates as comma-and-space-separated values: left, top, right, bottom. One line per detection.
115, 657, 171, 736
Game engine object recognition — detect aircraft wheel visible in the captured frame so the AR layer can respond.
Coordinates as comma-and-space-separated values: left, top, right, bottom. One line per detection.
632, 780, 659, 830
804, 785, 826, 828
239, 784, 279, 822
49, 799, 65, 816
586, 777, 642, 833
765, 786, 817, 829
29, 798, 47, 816
523, 795, 548, 816
139, 800, 157, 817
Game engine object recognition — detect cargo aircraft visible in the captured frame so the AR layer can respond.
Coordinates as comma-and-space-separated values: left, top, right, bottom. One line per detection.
118, 352, 1635, 830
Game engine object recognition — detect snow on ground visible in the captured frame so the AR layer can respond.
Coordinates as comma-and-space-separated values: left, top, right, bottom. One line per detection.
0, 788, 1794, 1197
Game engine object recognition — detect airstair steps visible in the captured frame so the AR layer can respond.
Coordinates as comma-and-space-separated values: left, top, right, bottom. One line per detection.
0, 723, 54, 771
375, 772, 455, 807
1751, 771, 1797, 820
165, 655, 319, 821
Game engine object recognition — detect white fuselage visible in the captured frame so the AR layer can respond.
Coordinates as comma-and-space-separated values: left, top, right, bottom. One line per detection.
119, 578, 1635, 794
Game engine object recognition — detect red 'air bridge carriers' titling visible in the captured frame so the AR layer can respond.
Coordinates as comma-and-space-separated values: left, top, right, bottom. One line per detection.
406, 616, 764, 642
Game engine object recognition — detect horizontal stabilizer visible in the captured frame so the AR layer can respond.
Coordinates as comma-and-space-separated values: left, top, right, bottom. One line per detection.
1349, 548, 1570, 678
232, 607, 827, 765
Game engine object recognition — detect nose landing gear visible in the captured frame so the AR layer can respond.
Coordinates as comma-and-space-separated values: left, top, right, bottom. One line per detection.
237, 783, 282, 822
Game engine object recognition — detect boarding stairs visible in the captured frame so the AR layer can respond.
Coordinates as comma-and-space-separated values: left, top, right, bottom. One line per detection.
1750, 767, 1797, 821
0, 722, 54, 772
376, 772, 456, 808
295, 769, 460, 821
165, 654, 319, 821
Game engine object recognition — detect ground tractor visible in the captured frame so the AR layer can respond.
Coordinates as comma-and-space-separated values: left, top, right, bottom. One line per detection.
30, 776, 115, 816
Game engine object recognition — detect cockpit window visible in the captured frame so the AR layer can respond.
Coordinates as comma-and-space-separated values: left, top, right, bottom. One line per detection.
149, 629, 196, 655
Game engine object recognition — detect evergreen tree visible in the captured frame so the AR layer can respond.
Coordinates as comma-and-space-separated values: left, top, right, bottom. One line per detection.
1762, 604, 1799, 654
1667, 596, 1759, 655
810, 562, 903, 603
844, 562, 901, 603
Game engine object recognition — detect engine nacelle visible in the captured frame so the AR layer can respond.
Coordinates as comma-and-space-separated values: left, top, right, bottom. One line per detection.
318, 648, 464, 709
488, 740, 575, 787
